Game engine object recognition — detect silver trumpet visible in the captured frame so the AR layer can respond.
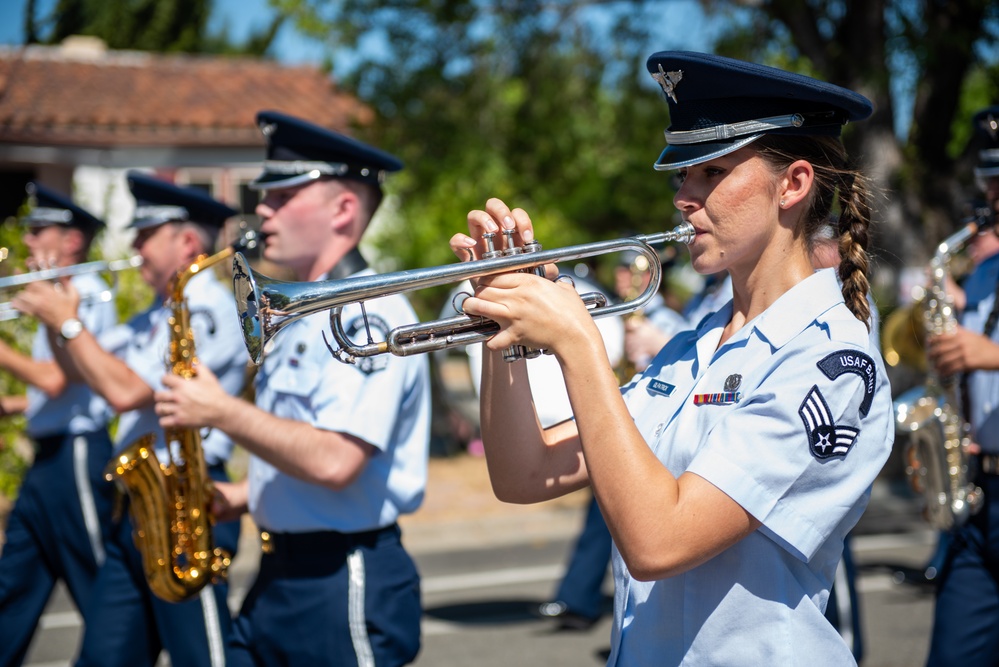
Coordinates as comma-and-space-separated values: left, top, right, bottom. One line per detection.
0, 255, 144, 322
233, 221, 695, 365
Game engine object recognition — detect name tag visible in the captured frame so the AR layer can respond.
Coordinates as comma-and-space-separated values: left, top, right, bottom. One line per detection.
647, 380, 676, 397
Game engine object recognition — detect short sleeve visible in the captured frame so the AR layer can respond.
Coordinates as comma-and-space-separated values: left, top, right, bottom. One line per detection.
686, 343, 892, 561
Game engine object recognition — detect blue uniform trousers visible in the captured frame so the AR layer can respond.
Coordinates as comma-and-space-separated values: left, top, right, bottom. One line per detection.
75, 463, 240, 667
0, 430, 115, 667
231, 523, 421, 667
553, 494, 612, 621
927, 472, 999, 667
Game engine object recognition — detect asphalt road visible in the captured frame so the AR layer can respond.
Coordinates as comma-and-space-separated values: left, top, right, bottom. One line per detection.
22, 478, 939, 667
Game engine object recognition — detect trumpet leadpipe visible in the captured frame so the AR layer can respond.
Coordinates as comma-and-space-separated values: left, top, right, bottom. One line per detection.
0, 255, 143, 290
0, 255, 144, 322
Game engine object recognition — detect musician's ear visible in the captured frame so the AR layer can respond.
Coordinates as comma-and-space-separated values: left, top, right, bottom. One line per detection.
778, 159, 815, 212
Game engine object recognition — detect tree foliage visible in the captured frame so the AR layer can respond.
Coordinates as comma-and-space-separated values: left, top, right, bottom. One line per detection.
274, 0, 999, 318
706, 0, 999, 271
24, 0, 285, 56
273, 0, 690, 315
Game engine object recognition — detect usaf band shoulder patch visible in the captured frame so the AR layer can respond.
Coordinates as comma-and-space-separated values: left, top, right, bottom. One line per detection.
799, 385, 860, 459
816, 350, 876, 417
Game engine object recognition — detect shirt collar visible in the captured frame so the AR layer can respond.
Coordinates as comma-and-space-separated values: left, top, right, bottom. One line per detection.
753, 268, 843, 349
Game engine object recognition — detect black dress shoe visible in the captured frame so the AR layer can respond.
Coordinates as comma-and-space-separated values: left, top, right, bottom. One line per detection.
535, 601, 599, 631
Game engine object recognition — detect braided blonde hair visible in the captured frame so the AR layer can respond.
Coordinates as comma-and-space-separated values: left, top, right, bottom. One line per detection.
755, 134, 874, 329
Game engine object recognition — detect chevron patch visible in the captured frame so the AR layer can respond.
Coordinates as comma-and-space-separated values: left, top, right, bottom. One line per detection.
799, 385, 859, 459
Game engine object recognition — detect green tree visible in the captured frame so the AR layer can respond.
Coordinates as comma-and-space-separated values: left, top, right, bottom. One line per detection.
705, 0, 999, 269
24, 0, 285, 56
274, 0, 998, 313
274, 0, 688, 316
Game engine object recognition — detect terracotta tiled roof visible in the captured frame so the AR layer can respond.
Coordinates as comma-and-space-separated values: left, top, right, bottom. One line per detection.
0, 40, 371, 148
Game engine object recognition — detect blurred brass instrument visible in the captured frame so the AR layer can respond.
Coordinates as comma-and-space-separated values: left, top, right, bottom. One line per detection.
232, 222, 695, 366
892, 215, 994, 530
0, 255, 143, 322
615, 252, 651, 383
883, 204, 995, 370
105, 231, 256, 602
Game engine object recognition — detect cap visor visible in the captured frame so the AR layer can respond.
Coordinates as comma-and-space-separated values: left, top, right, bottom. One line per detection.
654, 134, 763, 171
248, 171, 324, 191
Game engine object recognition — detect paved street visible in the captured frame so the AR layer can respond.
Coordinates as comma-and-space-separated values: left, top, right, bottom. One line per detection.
21, 455, 940, 667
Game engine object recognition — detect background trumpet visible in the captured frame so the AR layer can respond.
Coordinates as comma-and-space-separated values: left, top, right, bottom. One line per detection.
0, 255, 143, 322
233, 222, 694, 365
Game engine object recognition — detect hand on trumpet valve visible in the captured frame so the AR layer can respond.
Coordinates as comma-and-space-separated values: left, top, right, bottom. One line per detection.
451, 198, 599, 358
11, 278, 80, 330
25, 252, 58, 273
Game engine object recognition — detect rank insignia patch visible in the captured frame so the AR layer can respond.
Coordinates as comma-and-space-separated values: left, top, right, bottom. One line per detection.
799, 385, 859, 459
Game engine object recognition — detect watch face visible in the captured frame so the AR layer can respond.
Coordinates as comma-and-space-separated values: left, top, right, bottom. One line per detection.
60, 318, 83, 340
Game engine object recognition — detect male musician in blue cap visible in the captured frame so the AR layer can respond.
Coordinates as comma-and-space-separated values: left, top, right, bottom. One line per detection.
15, 173, 248, 667
925, 107, 999, 667
155, 111, 431, 666
0, 183, 118, 666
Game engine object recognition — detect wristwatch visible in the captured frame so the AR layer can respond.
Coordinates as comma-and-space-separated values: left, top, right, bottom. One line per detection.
57, 317, 84, 347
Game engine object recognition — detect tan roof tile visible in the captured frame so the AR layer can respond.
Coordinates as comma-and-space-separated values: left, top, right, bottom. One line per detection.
0, 43, 371, 148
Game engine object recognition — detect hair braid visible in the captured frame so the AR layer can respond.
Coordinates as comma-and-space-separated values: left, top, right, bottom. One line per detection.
755, 134, 876, 329
836, 170, 873, 329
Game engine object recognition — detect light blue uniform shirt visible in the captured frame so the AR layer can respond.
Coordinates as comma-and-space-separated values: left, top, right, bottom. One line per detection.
101, 270, 246, 465
248, 268, 431, 533
26, 272, 117, 438
962, 290, 999, 453
610, 269, 894, 667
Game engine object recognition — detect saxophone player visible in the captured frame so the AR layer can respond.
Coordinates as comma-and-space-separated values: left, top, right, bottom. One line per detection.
155, 111, 431, 667
14, 173, 247, 667
0, 184, 117, 667
925, 106, 999, 667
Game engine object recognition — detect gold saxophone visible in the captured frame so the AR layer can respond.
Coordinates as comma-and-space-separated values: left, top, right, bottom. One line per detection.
894, 221, 986, 530
105, 231, 255, 603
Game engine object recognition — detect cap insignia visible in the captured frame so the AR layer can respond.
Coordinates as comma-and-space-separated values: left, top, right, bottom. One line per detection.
983, 114, 999, 141
652, 65, 683, 103
259, 121, 278, 137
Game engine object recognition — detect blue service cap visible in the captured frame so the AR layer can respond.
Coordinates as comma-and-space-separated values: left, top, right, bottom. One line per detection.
249, 110, 404, 191
972, 106, 999, 180
126, 171, 238, 230
24, 182, 105, 233
645, 51, 873, 171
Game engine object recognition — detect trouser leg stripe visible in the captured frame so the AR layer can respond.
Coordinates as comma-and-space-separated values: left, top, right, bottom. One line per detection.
348, 549, 375, 667
73, 435, 105, 567
199, 586, 226, 667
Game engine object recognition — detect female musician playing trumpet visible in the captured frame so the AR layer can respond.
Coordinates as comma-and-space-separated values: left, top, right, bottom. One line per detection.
451, 51, 894, 666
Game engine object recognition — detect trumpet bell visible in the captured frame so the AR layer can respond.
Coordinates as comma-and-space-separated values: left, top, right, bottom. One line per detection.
233, 253, 272, 364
